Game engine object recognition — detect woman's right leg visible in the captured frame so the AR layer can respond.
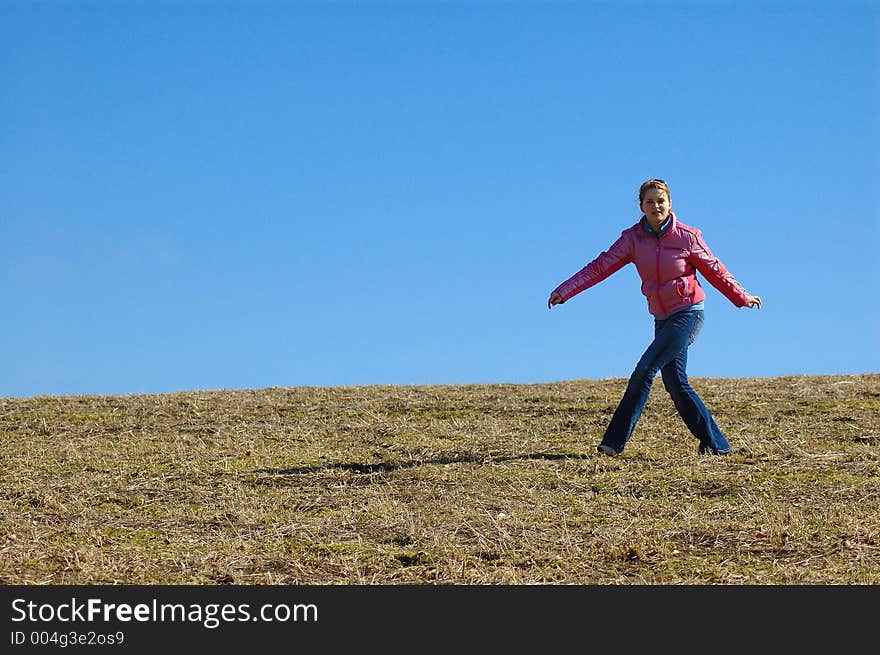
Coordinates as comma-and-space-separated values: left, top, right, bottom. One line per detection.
598, 311, 702, 454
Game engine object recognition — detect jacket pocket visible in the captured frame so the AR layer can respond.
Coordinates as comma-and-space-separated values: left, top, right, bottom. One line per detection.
676, 276, 692, 300
657, 279, 683, 307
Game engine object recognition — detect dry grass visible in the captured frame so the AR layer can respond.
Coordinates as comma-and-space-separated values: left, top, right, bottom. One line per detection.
1, 374, 878, 585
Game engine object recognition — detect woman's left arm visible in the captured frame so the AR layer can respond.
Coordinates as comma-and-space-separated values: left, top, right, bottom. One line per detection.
687, 229, 759, 309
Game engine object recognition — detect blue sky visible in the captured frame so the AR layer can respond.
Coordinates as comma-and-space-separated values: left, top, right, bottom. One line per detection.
3, 0, 878, 398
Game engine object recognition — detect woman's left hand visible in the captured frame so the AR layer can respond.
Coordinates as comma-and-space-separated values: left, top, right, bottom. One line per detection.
745, 295, 762, 309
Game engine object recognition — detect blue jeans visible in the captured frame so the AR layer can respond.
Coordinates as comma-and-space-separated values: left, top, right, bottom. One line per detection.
599, 309, 731, 455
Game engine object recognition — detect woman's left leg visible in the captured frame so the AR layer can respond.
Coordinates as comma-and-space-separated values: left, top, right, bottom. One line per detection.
659, 316, 732, 455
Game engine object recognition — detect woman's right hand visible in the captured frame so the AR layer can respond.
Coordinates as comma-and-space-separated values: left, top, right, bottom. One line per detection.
547, 292, 563, 309
745, 295, 762, 309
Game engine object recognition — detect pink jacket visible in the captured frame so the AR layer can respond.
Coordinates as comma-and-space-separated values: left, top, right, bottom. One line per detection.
553, 212, 750, 318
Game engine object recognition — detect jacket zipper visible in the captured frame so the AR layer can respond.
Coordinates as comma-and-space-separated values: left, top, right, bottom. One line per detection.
655, 240, 668, 317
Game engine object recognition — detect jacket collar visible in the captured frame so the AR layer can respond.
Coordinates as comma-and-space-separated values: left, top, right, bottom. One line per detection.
641, 211, 675, 238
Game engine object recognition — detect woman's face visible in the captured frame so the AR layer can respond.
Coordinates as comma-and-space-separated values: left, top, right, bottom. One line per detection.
640, 188, 671, 225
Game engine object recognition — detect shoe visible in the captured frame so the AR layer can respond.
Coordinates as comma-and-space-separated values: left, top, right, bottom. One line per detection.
698, 444, 731, 455
597, 444, 618, 456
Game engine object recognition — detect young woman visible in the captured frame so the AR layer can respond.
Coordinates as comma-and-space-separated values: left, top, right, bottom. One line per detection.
547, 178, 762, 456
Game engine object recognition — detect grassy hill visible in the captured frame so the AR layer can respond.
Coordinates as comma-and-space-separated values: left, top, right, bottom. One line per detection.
1, 374, 878, 584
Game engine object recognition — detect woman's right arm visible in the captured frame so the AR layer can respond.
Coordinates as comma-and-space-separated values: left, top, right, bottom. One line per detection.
548, 232, 632, 308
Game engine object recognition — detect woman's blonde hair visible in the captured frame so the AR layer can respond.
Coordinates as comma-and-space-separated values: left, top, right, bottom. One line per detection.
638, 178, 671, 203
